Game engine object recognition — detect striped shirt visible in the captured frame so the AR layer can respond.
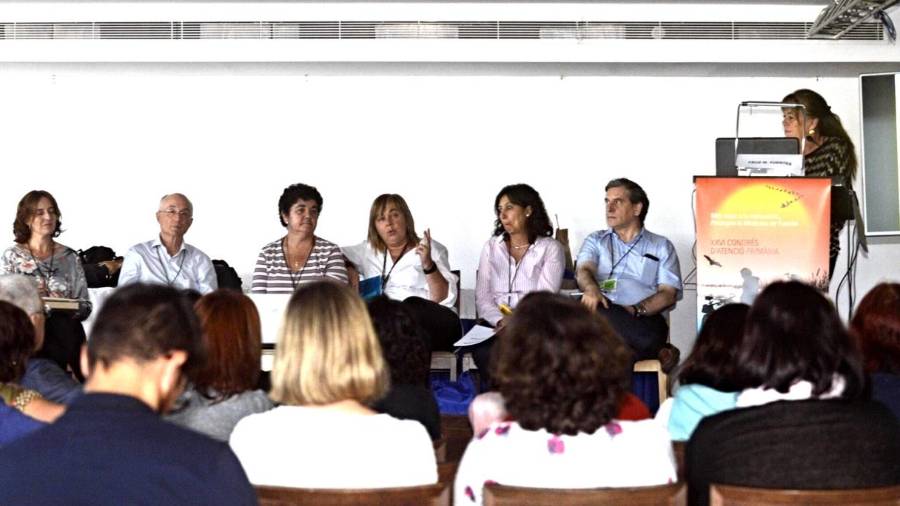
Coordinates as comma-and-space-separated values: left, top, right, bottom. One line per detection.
250, 236, 348, 293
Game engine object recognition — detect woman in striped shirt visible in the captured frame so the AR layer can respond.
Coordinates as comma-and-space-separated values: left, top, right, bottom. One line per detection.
251, 183, 348, 293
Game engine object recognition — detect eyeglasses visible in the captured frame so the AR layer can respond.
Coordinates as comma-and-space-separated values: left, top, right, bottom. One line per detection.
158, 209, 192, 219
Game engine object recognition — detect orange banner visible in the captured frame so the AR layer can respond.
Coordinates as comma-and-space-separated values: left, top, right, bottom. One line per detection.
695, 177, 830, 325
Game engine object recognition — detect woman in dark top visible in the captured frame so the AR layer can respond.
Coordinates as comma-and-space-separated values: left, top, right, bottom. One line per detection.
850, 282, 900, 420
367, 296, 441, 440
782, 89, 857, 277
686, 281, 900, 506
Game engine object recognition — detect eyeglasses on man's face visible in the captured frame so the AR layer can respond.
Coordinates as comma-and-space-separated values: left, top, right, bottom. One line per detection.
158, 209, 193, 219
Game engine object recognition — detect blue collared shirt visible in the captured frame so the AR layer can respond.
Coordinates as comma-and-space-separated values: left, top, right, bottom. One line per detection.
118, 236, 218, 294
576, 228, 682, 306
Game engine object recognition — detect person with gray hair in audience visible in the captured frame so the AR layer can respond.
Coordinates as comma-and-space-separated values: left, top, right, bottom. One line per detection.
0, 274, 81, 404
118, 193, 218, 294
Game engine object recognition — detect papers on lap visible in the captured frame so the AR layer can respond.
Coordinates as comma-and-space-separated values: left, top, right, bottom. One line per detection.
455, 325, 494, 347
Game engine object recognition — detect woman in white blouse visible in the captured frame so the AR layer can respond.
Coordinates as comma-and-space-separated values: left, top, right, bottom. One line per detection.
471, 184, 565, 386
343, 194, 460, 351
230, 281, 437, 489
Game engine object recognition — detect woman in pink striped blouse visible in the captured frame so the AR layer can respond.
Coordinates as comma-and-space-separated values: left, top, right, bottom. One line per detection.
471, 184, 565, 387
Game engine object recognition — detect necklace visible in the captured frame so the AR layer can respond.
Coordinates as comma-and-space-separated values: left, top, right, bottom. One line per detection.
510, 243, 530, 250
281, 237, 314, 289
507, 241, 531, 306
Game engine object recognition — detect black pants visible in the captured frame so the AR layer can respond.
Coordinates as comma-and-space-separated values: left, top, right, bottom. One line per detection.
468, 333, 498, 391
36, 312, 87, 382
402, 296, 462, 352
597, 304, 668, 362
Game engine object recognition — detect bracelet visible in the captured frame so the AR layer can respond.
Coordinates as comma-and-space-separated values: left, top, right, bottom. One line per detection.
13, 388, 41, 412
423, 262, 438, 275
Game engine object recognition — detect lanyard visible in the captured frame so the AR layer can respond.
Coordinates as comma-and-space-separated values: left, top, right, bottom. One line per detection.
381, 243, 410, 286
606, 232, 642, 280
156, 246, 187, 286
506, 241, 531, 306
281, 237, 314, 290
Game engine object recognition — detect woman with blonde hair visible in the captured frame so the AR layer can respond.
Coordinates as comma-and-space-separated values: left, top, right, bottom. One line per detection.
229, 281, 437, 489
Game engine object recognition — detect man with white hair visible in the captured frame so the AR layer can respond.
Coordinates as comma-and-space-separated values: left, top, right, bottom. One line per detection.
118, 193, 218, 294
0, 274, 81, 404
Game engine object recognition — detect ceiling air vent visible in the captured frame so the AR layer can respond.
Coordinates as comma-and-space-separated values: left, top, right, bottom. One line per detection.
0, 20, 885, 41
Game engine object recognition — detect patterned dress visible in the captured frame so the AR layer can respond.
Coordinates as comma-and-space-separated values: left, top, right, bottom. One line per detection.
803, 136, 853, 275
453, 419, 676, 506
1, 243, 91, 317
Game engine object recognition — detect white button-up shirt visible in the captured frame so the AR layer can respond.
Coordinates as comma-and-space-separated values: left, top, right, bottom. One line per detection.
118, 237, 218, 294
342, 239, 457, 309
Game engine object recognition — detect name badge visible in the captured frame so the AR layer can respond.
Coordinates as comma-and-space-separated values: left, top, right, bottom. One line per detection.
600, 279, 617, 293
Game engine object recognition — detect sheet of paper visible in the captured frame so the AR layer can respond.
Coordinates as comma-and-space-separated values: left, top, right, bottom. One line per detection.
454, 324, 495, 347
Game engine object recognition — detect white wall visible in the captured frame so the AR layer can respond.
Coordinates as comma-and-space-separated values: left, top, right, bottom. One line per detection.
2, 60, 899, 354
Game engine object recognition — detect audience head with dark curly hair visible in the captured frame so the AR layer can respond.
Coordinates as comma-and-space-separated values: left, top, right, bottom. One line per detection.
366, 296, 430, 387
493, 291, 632, 435
676, 303, 749, 392
734, 280, 865, 399
0, 301, 36, 383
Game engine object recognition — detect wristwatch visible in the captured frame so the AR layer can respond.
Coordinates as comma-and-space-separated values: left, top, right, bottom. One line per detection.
632, 302, 648, 318
423, 262, 438, 275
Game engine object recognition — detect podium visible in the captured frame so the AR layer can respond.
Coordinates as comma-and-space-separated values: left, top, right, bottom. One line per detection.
694, 176, 831, 327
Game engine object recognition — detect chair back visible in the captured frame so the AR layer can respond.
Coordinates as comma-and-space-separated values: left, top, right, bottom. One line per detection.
255, 482, 449, 506
483, 482, 686, 506
432, 437, 447, 463
710, 484, 900, 506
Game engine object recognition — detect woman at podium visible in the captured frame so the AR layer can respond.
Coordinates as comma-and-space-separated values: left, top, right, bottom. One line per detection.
782, 89, 857, 277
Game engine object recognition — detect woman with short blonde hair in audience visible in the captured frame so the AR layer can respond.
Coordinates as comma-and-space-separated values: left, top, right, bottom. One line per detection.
230, 281, 437, 489
850, 282, 900, 419
454, 292, 676, 506
165, 290, 272, 442
686, 281, 900, 506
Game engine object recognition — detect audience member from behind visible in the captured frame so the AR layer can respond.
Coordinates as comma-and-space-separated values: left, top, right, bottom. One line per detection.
0, 274, 81, 405
686, 281, 900, 506
850, 282, 900, 419
166, 289, 273, 442
2, 190, 92, 380
454, 292, 676, 506
367, 295, 441, 440
0, 284, 256, 505
251, 183, 348, 292
118, 193, 219, 294
230, 281, 437, 489
655, 303, 749, 441
0, 302, 50, 446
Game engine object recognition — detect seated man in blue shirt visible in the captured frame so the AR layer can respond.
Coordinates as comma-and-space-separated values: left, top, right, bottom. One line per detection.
0, 283, 256, 506
576, 178, 682, 365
